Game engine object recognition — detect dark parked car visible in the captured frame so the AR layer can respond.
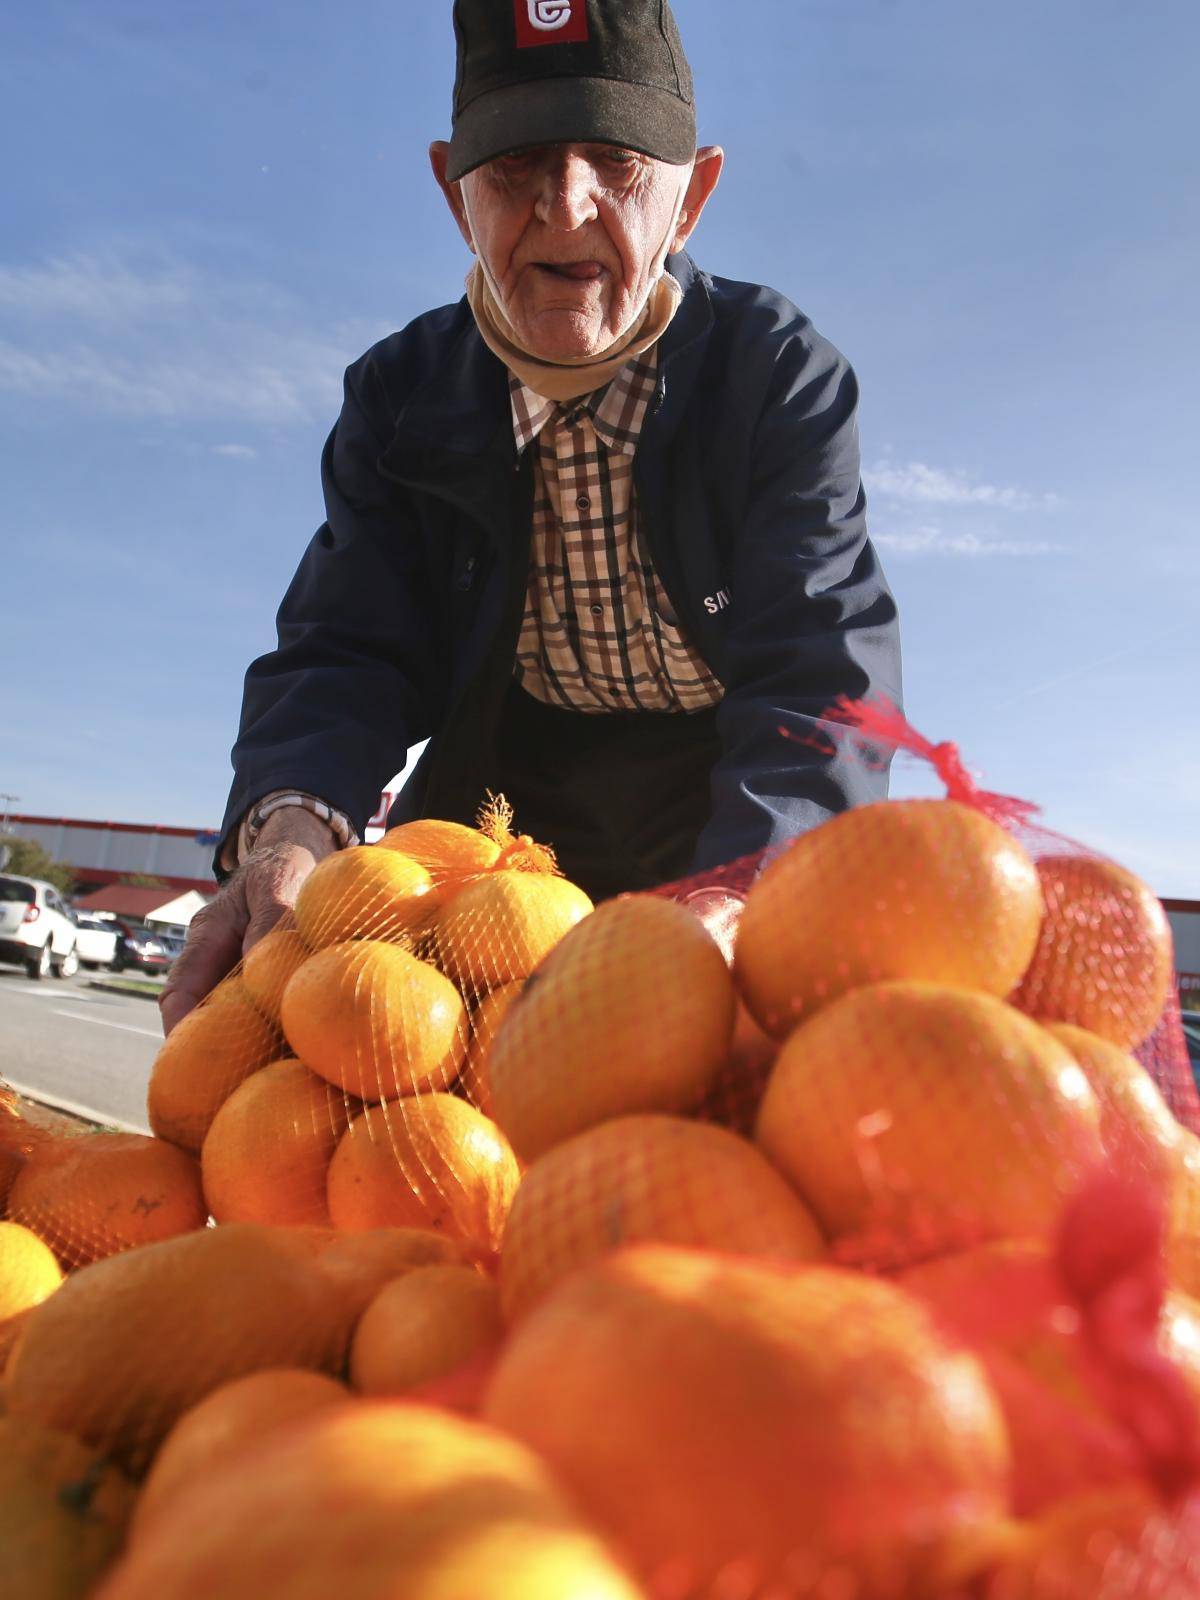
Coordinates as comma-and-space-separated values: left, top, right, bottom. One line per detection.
109, 920, 174, 974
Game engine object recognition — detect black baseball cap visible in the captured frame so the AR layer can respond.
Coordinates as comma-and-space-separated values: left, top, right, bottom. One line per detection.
446, 0, 696, 183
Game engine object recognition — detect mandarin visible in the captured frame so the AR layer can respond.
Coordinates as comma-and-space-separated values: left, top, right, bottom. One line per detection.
315, 1227, 472, 1328
200, 1059, 357, 1228
425, 869, 592, 994
975, 1482, 1198, 1599
899, 1240, 1139, 1513
0, 1415, 135, 1600
280, 940, 467, 1102
485, 1245, 1010, 1596
755, 982, 1104, 1261
240, 926, 311, 1026
1011, 855, 1173, 1050
327, 1095, 520, 1260
8, 1133, 206, 1268
458, 981, 524, 1117
1044, 1021, 1183, 1181
148, 976, 282, 1151
376, 818, 501, 900
349, 1265, 502, 1397
132, 1367, 347, 1540
94, 1403, 645, 1600
5, 1223, 344, 1470
292, 844, 434, 948
0, 1222, 62, 1332
488, 896, 735, 1161
734, 798, 1044, 1037
499, 1114, 824, 1321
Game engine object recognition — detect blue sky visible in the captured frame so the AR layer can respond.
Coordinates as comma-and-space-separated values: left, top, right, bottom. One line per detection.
2, 0, 1197, 892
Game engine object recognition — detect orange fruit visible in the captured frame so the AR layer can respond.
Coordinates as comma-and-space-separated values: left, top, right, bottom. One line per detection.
693, 998, 778, 1136
93, 1403, 645, 1600
899, 1240, 1142, 1513
1169, 1138, 1200, 1297
1011, 855, 1174, 1050
488, 896, 735, 1161
132, 1368, 347, 1541
8, 1133, 206, 1268
485, 1245, 1010, 1596
315, 1227, 472, 1321
326, 1096, 520, 1261
292, 845, 433, 949
1044, 1021, 1183, 1181
734, 798, 1044, 1037
499, 1114, 824, 1321
241, 927, 312, 1026
200, 1059, 357, 1228
975, 1482, 1199, 1599
5, 1223, 344, 1470
281, 940, 468, 1103
0, 1414, 135, 1600
425, 869, 592, 994
349, 1265, 502, 1397
0, 1307, 34, 1376
0, 1222, 62, 1341
459, 981, 524, 1117
148, 976, 282, 1151
1160, 1290, 1200, 1409
755, 982, 1104, 1261
376, 819, 501, 900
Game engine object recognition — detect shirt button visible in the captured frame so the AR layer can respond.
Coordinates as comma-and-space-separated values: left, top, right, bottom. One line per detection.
590, 603, 604, 617
576, 495, 590, 510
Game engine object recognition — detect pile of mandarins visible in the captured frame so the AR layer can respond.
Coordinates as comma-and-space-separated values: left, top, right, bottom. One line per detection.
2, 790, 1200, 1599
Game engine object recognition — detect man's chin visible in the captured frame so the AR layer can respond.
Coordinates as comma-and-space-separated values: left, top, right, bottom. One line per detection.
512, 306, 621, 364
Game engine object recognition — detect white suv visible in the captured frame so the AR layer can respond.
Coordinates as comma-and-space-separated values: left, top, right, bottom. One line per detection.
0, 875, 79, 980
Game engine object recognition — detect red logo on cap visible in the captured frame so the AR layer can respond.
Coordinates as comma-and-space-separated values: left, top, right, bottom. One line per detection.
515, 0, 589, 48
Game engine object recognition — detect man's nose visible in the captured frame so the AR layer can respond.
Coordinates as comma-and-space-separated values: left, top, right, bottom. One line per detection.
534, 153, 599, 229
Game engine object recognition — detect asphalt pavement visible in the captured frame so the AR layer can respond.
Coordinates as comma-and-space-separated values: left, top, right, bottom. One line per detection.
0, 964, 161, 1131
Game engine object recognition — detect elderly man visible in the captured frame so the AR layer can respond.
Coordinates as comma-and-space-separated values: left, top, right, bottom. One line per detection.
162, 0, 901, 1033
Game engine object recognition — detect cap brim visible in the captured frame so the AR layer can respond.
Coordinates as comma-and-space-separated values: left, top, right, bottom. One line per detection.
446, 76, 695, 182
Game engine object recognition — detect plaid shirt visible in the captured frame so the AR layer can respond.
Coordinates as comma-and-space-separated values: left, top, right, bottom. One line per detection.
510, 350, 724, 714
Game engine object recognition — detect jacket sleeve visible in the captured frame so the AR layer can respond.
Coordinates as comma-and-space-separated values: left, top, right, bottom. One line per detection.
215, 359, 444, 875
690, 333, 902, 874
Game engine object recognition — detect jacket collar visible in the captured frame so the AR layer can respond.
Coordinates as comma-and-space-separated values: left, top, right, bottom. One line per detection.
381, 251, 715, 478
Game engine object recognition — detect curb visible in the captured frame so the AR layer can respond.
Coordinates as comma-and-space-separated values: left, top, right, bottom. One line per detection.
87, 980, 165, 1003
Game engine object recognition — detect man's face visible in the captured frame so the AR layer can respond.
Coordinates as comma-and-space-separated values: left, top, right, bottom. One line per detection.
431, 141, 723, 362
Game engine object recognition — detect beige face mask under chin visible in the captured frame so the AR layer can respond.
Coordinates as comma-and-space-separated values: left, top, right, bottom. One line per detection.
462, 165, 690, 403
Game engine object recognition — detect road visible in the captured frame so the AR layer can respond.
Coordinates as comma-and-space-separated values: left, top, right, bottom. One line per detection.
0, 965, 161, 1131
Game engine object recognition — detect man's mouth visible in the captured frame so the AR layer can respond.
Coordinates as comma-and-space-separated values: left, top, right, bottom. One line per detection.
536, 261, 605, 281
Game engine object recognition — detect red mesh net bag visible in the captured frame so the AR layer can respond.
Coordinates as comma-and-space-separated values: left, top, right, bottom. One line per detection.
3, 700, 1200, 1597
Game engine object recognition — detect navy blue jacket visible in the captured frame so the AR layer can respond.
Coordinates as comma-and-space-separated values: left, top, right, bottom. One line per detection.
219, 252, 902, 877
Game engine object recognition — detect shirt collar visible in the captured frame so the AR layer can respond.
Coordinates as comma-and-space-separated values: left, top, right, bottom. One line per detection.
509, 347, 659, 458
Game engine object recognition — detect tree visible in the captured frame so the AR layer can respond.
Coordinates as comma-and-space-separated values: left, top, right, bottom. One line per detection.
118, 873, 168, 890
0, 835, 77, 896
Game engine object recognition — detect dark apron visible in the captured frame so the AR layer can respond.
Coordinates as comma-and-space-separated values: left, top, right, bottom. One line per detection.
488, 681, 721, 903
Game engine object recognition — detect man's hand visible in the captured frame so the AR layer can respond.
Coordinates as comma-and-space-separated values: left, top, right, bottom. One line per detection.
159, 808, 338, 1036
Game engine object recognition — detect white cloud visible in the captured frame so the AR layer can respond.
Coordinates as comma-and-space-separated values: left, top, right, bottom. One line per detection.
0, 252, 196, 321
866, 460, 1060, 512
0, 249, 388, 428
872, 524, 1063, 557
212, 443, 258, 459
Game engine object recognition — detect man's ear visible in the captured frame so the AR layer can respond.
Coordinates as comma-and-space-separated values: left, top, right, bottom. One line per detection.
430, 141, 475, 252
673, 145, 724, 252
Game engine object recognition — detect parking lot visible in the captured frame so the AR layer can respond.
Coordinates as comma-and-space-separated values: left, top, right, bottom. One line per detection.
0, 964, 160, 1131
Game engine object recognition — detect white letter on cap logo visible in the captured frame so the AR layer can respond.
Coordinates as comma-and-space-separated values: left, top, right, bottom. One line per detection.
528, 0, 573, 30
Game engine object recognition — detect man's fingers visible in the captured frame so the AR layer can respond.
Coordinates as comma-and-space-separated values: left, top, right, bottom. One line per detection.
159, 903, 245, 1037
242, 897, 292, 956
